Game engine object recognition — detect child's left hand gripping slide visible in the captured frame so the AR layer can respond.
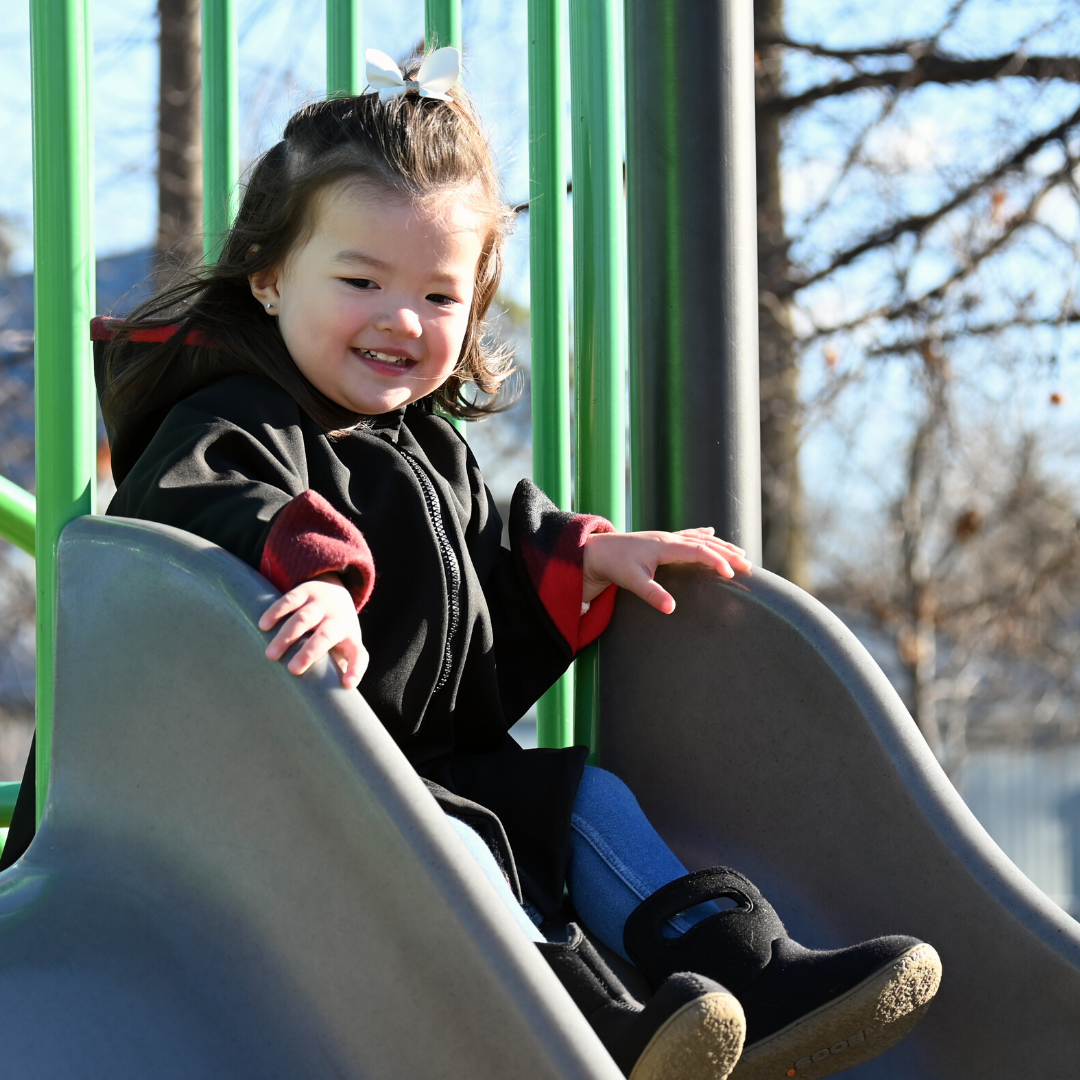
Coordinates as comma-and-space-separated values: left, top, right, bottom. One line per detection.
259, 571, 369, 688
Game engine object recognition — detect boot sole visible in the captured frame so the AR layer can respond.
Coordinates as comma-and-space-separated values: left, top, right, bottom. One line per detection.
631, 990, 747, 1080
728, 942, 942, 1080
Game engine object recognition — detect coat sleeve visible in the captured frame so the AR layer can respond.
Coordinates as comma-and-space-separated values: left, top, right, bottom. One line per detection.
481, 478, 617, 724
107, 379, 374, 610
259, 490, 374, 611
508, 479, 617, 653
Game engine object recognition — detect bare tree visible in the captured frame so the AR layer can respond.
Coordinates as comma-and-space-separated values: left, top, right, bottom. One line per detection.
157, 0, 202, 274
756, 0, 808, 587
755, 0, 1080, 588
820, 350, 1080, 776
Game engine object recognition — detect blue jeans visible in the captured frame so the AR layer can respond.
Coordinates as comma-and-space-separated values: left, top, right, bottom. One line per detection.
445, 814, 545, 943
449, 766, 713, 958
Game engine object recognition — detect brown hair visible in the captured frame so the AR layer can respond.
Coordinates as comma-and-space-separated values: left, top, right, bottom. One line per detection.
105, 58, 515, 429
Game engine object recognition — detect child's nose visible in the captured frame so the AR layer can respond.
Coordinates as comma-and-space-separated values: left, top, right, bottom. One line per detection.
376, 307, 422, 338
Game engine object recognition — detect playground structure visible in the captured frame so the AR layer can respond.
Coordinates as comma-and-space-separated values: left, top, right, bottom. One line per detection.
0, 0, 1078, 1076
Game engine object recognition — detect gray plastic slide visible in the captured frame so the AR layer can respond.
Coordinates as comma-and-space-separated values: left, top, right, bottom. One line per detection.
2, 520, 1077, 1077
597, 565, 1080, 1078
0, 516, 621, 1079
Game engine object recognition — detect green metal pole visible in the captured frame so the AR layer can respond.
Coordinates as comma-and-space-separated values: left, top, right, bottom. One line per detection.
425, 0, 462, 51
569, 0, 625, 760
0, 782, 20, 829
327, 0, 362, 97
201, 0, 239, 261
0, 477, 36, 556
528, 0, 573, 749
626, 0, 681, 533
30, 0, 97, 823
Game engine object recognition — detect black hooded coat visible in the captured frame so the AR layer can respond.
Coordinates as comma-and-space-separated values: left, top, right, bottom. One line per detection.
103, 361, 614, 919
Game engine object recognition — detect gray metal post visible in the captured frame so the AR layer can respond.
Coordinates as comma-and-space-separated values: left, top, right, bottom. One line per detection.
625, 0, 762, 561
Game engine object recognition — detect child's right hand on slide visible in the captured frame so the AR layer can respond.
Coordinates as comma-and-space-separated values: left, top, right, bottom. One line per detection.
583, 527, 752, 614
259, 572, 368, 689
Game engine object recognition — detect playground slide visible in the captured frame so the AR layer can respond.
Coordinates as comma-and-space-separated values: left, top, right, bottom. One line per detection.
598, 566, 1080, 1078
0, 516, 621, 1079
2, 518, 1077, 1077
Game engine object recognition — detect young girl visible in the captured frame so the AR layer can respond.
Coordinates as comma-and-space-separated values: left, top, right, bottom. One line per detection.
100, 50, 940, 1080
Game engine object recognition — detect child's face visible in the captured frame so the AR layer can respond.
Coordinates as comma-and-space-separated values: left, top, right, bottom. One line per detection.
250, 180, 486, 415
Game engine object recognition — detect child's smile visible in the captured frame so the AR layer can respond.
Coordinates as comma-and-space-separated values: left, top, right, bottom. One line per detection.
250, 178, 487, 415
355, 347, 416, 371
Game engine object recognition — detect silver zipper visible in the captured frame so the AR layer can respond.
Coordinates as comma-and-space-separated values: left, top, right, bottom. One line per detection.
396, 447, 460, 692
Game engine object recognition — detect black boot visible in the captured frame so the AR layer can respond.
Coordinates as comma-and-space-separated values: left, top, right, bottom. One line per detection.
538, 923, 746, 1079
623, 869, 942, 1080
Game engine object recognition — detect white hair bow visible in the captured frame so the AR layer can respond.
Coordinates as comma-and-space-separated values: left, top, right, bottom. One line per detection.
365, 47, 460, 103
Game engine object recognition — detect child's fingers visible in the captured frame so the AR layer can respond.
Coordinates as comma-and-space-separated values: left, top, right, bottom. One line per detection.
332, 636, 369, 688
618, 564, 676, 614
706, 545, 752, 574
675, 527, 745, 556
259, 587, 309, 631
640, 576, 676, 614
674, 535, 752, 574
693, 534, 750, 560
265, 601, 325, 660
292, 624, 367, 684
655, 536, 738, 578
286, 620, 343, 675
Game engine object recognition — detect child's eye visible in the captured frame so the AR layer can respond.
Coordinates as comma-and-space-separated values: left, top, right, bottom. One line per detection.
427, 293, 458, 306
344, 277, 377, 290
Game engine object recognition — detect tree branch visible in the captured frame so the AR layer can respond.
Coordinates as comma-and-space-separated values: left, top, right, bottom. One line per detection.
864, 312, 1080, 358
795, 93, 903, 234
757, 34, 928, 63
779, 104, 1080, 298
760, 51, 1080, 118
796, 150, 1078, 346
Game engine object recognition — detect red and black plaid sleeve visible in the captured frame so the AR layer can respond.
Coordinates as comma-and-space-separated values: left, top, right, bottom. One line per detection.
260, 490, 375, 612
510, 480, 617, 654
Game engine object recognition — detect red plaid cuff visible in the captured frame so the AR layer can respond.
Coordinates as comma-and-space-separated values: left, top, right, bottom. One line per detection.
519, 514, 617, 654
260, 490, 375, 612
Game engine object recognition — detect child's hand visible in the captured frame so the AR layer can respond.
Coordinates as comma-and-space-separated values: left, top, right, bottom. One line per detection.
582, 528, 752, 614
259, 572, 368, 689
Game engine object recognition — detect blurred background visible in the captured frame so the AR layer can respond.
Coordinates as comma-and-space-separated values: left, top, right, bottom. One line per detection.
1, 0, 1079, 915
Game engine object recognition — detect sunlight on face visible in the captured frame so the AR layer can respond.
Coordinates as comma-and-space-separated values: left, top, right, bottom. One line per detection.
254, 179, 488, 415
